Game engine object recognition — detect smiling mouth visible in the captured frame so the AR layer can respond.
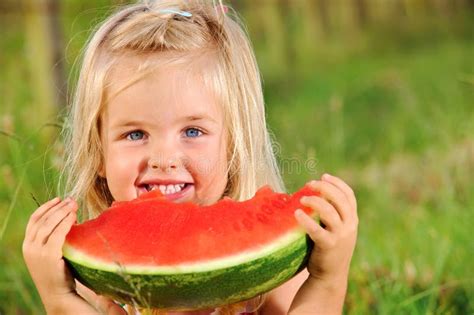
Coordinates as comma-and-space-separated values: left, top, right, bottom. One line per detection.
143, 183, 191, 195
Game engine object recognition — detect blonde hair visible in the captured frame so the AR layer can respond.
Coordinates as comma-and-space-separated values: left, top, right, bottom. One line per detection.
62, 0, 285, 219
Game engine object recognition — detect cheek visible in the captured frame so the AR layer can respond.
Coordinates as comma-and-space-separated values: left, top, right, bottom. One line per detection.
104, 151, 143, 201
190, 142, 228, 178
104, 148, 142, 181
189, 154, 228, 205
187, 156, 219, 178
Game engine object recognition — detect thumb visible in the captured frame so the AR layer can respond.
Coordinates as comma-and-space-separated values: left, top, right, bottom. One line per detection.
76, 281, 127, 314
95, 296, 128, 315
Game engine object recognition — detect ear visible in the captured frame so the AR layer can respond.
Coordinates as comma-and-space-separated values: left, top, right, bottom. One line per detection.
97, 142, 107, 178
97, 162, 106, 178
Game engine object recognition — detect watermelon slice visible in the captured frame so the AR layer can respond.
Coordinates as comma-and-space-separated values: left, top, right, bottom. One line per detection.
63, 185, 317, 310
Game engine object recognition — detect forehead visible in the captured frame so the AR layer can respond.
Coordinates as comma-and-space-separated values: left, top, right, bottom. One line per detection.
104, 53, 222, 121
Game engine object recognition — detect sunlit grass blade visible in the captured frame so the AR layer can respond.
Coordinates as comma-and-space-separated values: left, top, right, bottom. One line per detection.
0, 169, 25, 242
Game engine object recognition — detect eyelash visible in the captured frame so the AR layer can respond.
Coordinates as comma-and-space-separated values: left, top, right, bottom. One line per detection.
184, 127, 204, 138
123, 127, 204, 141
125, 130, 146, 141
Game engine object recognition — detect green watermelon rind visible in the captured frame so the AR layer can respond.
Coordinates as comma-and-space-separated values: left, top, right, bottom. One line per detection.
64, 231, 312, 310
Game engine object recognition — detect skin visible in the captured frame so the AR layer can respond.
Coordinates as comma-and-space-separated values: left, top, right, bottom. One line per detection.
100, 57, 228, 206
22, 57, 358, 315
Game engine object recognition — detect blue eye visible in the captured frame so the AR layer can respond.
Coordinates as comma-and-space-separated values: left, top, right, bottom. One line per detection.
127, 130, 144, 141
185, 128, 202, 138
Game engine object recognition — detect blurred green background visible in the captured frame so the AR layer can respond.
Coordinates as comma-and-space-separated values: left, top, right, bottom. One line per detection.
1, 0, 473, 314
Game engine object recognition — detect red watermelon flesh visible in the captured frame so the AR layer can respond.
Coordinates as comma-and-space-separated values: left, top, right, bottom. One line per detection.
65, 185, 316, 266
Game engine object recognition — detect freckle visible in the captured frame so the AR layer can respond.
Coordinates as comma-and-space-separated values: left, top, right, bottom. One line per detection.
294, 209, 304, 218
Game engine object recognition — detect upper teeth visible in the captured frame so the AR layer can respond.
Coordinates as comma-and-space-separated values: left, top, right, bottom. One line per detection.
148, 184, 185, 195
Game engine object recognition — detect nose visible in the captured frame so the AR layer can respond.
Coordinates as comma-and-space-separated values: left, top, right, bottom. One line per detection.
147, 138, 182, 172
148, 156, 178, 171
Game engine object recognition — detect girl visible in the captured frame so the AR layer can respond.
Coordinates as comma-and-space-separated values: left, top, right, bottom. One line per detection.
22, 1, 358, 314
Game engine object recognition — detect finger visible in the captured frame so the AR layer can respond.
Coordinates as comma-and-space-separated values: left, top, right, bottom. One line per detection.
75, 281, 97, 305
322, 173, 357, 213
95, 296, 127, 315
76, 282, 127, 315
36, 200, 78, 245
29, 199, 73, 243
307, 180, 351, 222
294, 209, 331, 244
46, 210, 77, 255
300, 196, 342, 231
25, 197, 61, 242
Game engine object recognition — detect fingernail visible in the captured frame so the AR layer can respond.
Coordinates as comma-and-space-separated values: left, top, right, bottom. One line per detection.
294, 209, 304, 217
322, 173, 331, 180
300, 196, 308, 203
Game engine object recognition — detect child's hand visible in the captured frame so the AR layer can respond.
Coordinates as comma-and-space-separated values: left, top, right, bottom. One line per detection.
22, 197, 126, 314
290, 174, 358, 314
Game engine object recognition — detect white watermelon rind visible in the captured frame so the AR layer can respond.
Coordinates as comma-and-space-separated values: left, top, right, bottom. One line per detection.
63, 229, 304, 274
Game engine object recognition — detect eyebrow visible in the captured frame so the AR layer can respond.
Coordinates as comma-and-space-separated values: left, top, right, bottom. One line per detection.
182, 115, 219, 124
112, 115, 219, 128
111, 120, 148, 128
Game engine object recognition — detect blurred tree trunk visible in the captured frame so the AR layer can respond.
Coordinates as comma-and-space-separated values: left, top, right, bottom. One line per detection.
48, 0, 67, 111
23, 0, 66, 135
278, 0, 295, 74
354, 0, 369, 28
396, 0, 407, 17
316, 0, 330, 36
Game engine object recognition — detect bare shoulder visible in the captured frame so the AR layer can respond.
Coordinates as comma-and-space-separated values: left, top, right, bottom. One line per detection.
261, 270, 309, 315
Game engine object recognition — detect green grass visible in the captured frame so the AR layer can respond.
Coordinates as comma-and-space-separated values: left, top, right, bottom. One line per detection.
266, 36, 474, 314
1, 3, 473, 314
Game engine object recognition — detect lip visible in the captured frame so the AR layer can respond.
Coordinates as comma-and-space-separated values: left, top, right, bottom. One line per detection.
136, 181, 194, 202
139, 178, 192, 185
161, 183, 194, 202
